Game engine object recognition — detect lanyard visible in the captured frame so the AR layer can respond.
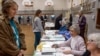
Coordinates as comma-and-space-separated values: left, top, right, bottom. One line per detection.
10, 20, 20, 48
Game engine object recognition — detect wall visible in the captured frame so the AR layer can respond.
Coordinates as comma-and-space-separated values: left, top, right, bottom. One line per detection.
72, 0, 100, 35
14, 0, 67, 11
66, 0, 71, 9
98, 0, 100, 8
66, 0, 82, 9
66, 0, 100, 35
72, 13, 100, 35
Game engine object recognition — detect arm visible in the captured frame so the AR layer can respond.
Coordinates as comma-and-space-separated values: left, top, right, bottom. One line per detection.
71, 38, 86, 56
58, 38, 71, 47
36, 18, 44, 32
79, 16, 86, 26
0, 23, 20, 56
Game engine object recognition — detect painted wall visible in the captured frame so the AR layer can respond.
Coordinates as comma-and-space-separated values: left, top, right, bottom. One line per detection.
73, 13, 100, 35
65, 0, 100, 35
14, 0, 67, 11
72, 4, 100, 35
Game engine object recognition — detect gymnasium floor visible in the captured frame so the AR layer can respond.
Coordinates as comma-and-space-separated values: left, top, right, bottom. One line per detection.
20, 25, 34, 56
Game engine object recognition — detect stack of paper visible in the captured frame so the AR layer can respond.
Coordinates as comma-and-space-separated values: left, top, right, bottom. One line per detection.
42, 48, 56, 53
54, 35, 63, 38
41, 48, 56, 56
55, 53, 74, 56
45, 30, 55, 35
56, 47, 71, 52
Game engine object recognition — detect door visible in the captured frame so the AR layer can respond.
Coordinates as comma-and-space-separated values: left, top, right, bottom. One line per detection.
96, 9, 100, 29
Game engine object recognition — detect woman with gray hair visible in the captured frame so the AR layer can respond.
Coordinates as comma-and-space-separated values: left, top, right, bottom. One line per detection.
83, 33, 100, 56
52, 24, 86, 56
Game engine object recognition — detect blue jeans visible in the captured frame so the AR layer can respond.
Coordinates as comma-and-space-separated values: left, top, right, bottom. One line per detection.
34, 32, 41, 50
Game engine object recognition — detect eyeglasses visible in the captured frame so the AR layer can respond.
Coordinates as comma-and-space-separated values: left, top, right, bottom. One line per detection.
88, 39, 96, 43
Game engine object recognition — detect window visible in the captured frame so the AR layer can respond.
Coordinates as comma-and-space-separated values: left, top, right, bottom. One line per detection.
92, 2, 95, 8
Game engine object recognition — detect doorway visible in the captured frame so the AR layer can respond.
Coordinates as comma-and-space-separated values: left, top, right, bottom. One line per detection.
96, 8, 100, 29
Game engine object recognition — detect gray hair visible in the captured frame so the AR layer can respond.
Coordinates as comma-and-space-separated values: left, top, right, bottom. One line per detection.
70, 24, 80, 34
88, 33, 100, 48
79, 10, 84, 14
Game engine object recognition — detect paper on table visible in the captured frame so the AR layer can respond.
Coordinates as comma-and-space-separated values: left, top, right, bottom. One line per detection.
49, 37, 65, 41
44, 35, 54, 38
55, 52, 74, 56
34, 51, 55, 56
54, 35, 63, 38
43, 41, 64, 48
34, 51, 41, 56
45, 30, 56, 35
56, 47, 71, 52
64, 54, 74, 56
42, 48, 56, 53
36, 42, 45, 51
41, 55, 55, 56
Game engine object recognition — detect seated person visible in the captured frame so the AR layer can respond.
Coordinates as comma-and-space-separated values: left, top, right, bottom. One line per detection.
59, 25, 67, 31
58, 17, 71, 40
58, 30, 71, 40
82, 33, 100, 56
64, 31, 71, 40
52, 24, 86, 56
59, 17, 69, 31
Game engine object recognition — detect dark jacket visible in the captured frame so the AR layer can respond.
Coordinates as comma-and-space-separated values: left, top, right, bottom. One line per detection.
82, 50, 90, 56
78, 15, 86, 38
69, 14, 73, 27
0, 16, 26, 56
78, 15, 86, 30
55, 14, 62, 29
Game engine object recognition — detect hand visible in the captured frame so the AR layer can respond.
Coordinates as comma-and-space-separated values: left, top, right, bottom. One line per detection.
63, 35, 66, 38
17, 50, 25, 56
17, 52, 23, 56
20, 50, 25, 55
60, 47, 65, 50
55, 31, 59, 34
41, 31, 45, 36
43, 31, 45, 35
63, 50, 72, 54
52, 44, 59, 48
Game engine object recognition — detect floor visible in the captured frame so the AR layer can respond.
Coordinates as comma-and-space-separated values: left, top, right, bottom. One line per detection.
20, 25, 34, 56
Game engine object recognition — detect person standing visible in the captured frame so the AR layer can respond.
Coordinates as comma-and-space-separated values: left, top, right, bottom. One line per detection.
44, 14, 48, 21
55, 14, 63, 30
27, 16, 31, 25
69, 14, 73, 27
18, 15, 22, 24
40, 15, 45, 29
0, 0, 26, 56
32, 9, 44, 50
78, 11, 86, 40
